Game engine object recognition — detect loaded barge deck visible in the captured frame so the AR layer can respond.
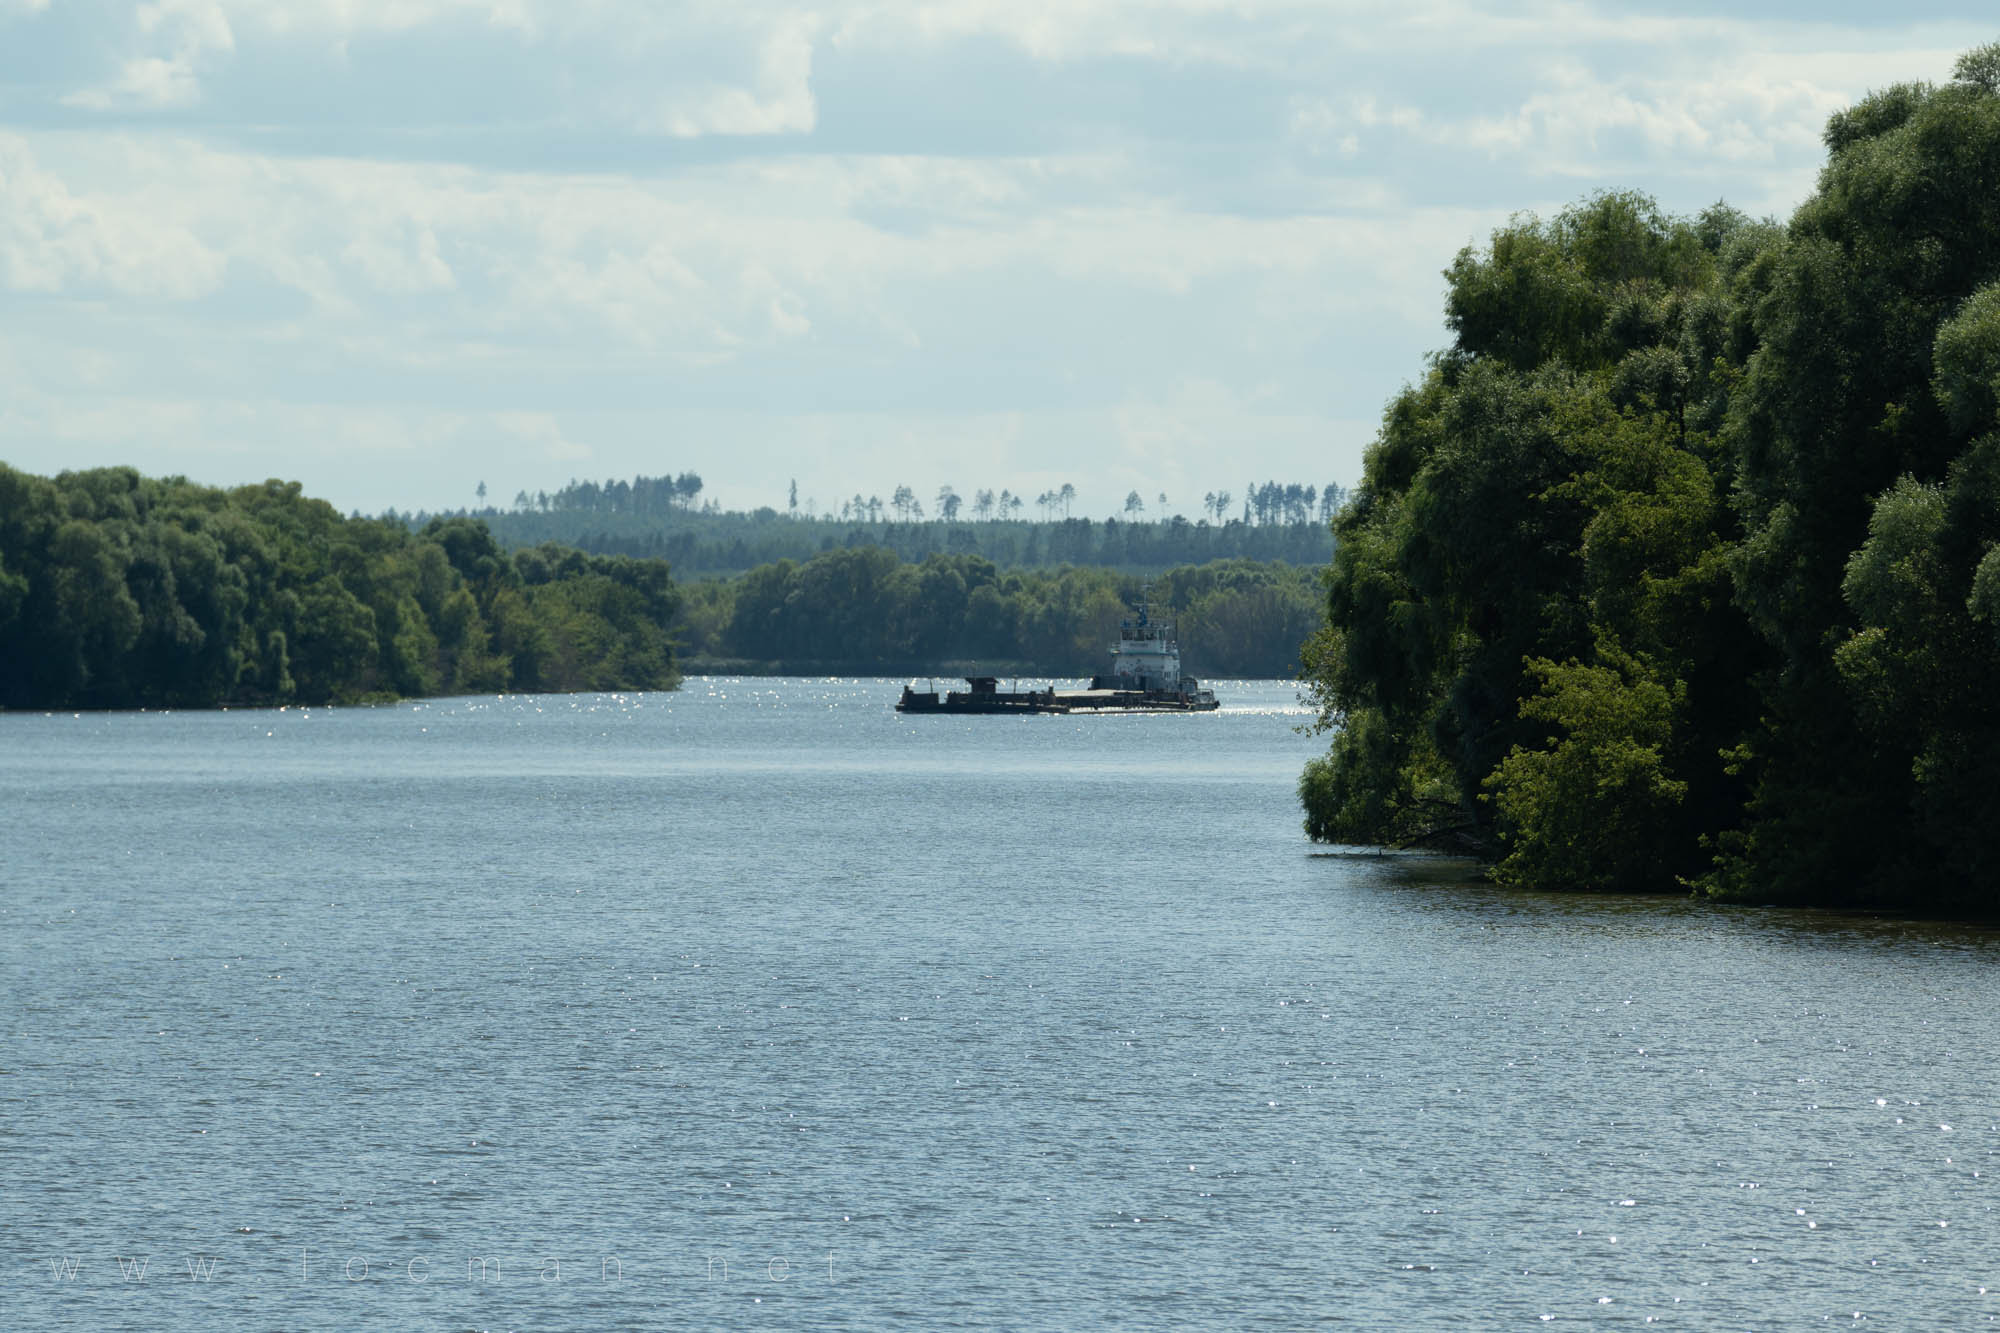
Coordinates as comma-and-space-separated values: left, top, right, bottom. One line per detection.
895, 602, 1220, 714
896, 676, 1219, 714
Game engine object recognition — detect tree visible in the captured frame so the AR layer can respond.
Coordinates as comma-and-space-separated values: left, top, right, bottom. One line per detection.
1718, 67, 2000, 907
1485, 654, 1691, 893
973, 489, 995, 521
1318, 485, 1342, 524
1059, 483, 1076, 518
1299, 188, 1762, 892
1125, 490, 1145, 519
0, 464, 689, 708
674, 472, 704, 511
937, 485, 962, 522
1956, 40, 2000, 94
788, 479, 798, 516
476, 480, 487, 505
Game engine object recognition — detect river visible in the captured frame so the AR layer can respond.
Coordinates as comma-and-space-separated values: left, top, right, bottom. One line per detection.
3, 679, 1995, 1328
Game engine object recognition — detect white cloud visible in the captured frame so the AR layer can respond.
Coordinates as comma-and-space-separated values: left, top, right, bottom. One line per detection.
1283, 37, 1907, 187
340, 224, 456, 295
0, 135, 226, 297
0, 133, 1419, 347
49, 0, 828, 136
1447, 61, 1851, 167
63, 0, 235, 109
3, 2, 1995, 511
646, 14, 820, 137
494, 411, 592, 462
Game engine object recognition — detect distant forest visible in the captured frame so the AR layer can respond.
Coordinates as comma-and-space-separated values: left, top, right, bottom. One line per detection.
674, 549, 1324, 679
0, 463, 1328, 709
0, 465, 681, 709
405, 476, 1342, 574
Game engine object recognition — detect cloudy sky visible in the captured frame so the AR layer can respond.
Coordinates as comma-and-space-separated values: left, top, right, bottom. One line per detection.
0, 2, 1992, 518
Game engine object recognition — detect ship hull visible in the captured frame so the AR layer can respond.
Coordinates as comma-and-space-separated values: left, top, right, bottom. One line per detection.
896, 685, 1218, 714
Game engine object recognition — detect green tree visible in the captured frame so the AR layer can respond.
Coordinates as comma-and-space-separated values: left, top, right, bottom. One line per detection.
1721, 66, 2000, 905
0, 465, 682, 708
1301, 191, 1760, 889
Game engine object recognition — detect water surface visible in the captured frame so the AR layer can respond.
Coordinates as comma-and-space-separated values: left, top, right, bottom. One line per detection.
3, 679, 1997, 1328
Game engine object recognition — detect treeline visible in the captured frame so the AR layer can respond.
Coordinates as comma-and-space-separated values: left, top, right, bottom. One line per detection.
440, 509, 1335, 576
674, 549, 1324, 678
1300, 43, 2000, 914
0, 465, 681, 709
502, 472, 707, 517
486, 473, 1341, 528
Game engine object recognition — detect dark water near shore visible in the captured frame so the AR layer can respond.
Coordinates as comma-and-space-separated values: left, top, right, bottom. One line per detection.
4, 679, 1998, 1329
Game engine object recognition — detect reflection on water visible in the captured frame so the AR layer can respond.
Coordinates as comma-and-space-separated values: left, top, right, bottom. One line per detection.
1366, 851, 2000, 952
2, 678, 1996, 1329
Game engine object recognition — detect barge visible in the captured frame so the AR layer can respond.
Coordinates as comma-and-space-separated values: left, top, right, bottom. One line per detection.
896, 605, 1219, 715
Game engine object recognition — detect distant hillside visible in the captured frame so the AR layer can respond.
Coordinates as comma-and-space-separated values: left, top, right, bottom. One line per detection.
400, 475, 1341, 575
672, 550, 1325, 679
460, 508, 1336, 572
402, 508, 1334, 576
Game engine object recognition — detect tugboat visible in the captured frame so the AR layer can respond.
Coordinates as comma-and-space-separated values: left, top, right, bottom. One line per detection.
896, 604, 1219, 714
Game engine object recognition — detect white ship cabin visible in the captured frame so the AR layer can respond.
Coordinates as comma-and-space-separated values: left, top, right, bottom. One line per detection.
1109, 610, 1181, 691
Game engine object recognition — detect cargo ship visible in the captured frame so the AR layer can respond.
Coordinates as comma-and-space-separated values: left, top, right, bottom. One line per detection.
895, 605, 1219, 714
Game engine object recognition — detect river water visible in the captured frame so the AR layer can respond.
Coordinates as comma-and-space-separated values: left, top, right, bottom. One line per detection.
3, 678, 1997, 1329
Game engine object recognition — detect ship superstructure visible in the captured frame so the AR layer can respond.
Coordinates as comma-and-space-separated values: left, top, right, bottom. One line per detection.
1093, 606, 1184, 692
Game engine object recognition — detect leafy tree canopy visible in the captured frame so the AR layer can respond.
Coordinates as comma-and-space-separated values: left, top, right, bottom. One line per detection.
1302, 42, 2000, 914
0, 465, 681, 709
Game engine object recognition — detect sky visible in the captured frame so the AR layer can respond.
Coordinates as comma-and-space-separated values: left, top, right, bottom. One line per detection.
1, 2, 1994, 519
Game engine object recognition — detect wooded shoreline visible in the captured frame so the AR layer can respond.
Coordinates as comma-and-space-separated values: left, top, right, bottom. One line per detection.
1298, 42, 2000, 916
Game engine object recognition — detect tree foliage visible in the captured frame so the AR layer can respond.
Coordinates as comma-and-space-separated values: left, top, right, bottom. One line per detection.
674, 550, 1325, 678
0, 466, 681, 709
1300, 49, 2000, 912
